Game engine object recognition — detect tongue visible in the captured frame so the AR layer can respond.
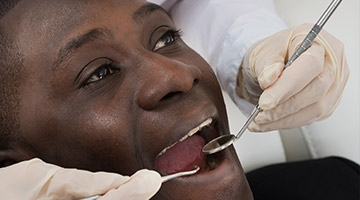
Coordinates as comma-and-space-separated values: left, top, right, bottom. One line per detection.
155, 135, 207, 175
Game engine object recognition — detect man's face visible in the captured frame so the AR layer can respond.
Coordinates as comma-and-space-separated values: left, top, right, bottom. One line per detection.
3, 0, 252, 199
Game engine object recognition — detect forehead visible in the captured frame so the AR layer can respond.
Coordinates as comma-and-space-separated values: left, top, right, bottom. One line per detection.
4, 0, 142, 32
1, 0, 161, 60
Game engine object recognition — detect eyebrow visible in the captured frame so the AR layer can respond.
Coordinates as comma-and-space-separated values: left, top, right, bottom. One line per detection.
132, 3, 169, 24
54, 3, 168, 68
55, 28, 113, 68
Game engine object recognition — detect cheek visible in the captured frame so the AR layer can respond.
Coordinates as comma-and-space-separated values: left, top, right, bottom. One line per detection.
24, 95, 142, 174
186, 52, 223, 97
189, 53, 229, 124
59, 101, 138, 172
182, 50, 218, 84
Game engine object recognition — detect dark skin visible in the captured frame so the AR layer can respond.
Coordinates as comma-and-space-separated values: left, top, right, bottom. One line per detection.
0, 0, 253, 199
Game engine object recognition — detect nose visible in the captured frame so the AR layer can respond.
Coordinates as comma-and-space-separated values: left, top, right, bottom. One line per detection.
136, 56, 201, 110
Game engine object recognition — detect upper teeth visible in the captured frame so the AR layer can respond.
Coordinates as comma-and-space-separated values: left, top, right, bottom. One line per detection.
157, 118, 213, 157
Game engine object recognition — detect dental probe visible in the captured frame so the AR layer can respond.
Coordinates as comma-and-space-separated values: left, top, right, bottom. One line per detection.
202, 0, 342, 155
80, 166, 200, 200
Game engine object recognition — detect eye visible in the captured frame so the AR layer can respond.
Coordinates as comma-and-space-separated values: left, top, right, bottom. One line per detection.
85, 64, 116, 85
153, 29, 181, 51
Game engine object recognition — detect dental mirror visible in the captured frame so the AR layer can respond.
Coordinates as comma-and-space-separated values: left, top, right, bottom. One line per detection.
202, 105, 261, 154
202, 0, 342, 155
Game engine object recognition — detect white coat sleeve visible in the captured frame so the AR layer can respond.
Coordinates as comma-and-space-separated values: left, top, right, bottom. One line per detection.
169, 0, 287, 115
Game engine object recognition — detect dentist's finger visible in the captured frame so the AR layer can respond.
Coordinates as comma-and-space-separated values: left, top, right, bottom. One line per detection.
99, 169, 162, 200
259, 42, 325, 110
255, 61, 335, 124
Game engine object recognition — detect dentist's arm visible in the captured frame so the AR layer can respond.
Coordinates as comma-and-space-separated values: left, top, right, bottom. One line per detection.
0, 158, 162, 200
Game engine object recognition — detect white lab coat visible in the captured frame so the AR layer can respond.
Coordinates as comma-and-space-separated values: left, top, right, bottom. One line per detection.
148, 0, 287, 115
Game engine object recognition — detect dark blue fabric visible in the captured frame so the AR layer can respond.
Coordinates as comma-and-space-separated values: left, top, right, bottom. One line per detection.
246, 156, 360, 200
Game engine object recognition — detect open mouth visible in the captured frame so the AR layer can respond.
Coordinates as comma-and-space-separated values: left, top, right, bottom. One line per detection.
155, 118, 225, 175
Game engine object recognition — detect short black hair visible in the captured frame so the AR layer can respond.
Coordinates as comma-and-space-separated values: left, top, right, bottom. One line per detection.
0, 0, 24, 150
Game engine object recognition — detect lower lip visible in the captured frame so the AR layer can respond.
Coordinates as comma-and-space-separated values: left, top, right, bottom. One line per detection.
173, 148, 235, 184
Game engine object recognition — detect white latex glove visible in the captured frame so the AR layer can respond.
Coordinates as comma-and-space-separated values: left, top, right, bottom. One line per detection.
0, 158, 162, 200
237, 23, 349, 131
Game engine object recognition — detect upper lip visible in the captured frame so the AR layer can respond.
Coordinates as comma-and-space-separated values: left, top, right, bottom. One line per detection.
157, 118, 213, 157
155, 102, 221, 157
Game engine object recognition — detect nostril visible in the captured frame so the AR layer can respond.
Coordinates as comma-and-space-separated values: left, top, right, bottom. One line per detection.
160, 91, 182, 101
160, 79, 198, 102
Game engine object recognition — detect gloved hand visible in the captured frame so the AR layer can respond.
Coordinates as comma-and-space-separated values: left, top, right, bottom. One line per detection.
0, 158, 162, 200
237, 23, 349, 131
